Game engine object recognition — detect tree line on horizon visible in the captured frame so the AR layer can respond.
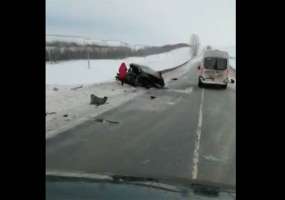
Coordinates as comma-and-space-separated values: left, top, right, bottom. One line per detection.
46, 42, 190, 62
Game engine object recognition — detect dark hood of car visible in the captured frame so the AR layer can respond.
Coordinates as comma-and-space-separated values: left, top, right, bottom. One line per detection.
130, 63, 161, 79
46, 170, 235, 193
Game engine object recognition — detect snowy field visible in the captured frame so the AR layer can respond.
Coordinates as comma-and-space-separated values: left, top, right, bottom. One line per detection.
46, 47, 192, 139
46, 47, 190, 85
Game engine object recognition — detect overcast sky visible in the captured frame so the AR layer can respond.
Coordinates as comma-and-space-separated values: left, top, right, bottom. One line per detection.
46, 0, 235, 46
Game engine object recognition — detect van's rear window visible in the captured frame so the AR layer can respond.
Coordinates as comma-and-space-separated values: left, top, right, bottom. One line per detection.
204, 57, 227, 70
204, 57, 216, 69
216, 58, 227, 70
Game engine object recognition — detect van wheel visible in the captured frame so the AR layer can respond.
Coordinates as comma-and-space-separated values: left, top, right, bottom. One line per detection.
198, 78, 203, 88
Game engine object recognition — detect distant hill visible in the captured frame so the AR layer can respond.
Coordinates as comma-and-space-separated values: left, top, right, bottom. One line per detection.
46, 34, 131, 48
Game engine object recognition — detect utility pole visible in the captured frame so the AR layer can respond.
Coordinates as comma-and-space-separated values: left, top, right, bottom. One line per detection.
85, 38, 90, 69
88, 48, 90, 69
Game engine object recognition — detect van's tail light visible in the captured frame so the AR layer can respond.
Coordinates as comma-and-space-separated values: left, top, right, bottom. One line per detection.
225, 69, 229, 76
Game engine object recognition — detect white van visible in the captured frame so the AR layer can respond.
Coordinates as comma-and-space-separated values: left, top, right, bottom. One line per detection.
197, 49, 234, 89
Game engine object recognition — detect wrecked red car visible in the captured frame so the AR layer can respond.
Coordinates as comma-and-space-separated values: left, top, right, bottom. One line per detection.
116, 63, 165, 89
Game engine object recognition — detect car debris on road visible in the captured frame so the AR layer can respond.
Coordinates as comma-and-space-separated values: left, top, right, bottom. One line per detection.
46, 112, 56, 116
62, 113, 74, 121
94, 118, 120, 125
90, 94, 108, 106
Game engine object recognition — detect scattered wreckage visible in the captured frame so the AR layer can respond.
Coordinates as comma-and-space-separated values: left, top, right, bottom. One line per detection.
116, 63, 165, 89
89, 64, 164, 108
90, 94, 108, 106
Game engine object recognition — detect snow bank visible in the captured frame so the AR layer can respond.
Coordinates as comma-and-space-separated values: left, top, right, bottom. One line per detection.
46, 47, 190, 85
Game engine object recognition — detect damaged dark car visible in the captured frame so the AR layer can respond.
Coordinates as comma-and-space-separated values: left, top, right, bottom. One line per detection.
116, 63, 165, 89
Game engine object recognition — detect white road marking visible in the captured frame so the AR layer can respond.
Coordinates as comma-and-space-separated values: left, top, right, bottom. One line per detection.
192, 88, 205, 179
203, 155, 221, 162
167, 87, 193, 94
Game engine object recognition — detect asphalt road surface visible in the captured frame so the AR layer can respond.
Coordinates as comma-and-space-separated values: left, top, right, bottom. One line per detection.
46, 60, 236, 186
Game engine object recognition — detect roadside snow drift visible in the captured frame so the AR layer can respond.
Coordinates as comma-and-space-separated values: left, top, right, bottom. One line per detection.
46, 47, 190, 85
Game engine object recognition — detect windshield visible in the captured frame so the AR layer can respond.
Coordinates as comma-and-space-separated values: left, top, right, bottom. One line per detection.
46, 0, 236, 198
46, 174, 235, 200
204, 57, 228, 70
